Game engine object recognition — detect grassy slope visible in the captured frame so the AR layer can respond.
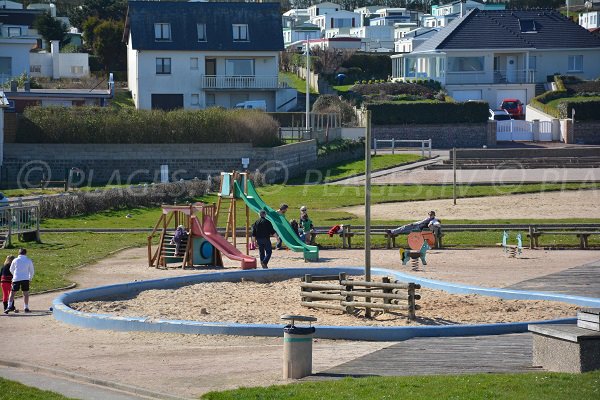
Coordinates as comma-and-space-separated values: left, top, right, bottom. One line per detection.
279, 72, 318, 95
202, 371, 600, 400
0, 378, 76, 400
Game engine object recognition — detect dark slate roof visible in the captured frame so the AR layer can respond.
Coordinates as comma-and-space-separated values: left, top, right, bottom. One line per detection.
0, 9, 44, 27
125, 1, 283, 51
415, 9, 600, 53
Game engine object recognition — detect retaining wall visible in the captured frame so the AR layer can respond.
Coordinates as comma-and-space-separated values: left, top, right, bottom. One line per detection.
452, 147, 600, 160
574, 121, 600, 145
2, 141, 318, 186
373, 122, 494, 148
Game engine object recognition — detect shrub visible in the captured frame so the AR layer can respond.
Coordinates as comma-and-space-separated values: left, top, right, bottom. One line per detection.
18, 107, 281, 147
341, 54, 391, 80
318, 138, 364, 157
312, 95, 357, 127
365, 101, 488, 124
352, 82, 435, 99
557, 99, 600, 120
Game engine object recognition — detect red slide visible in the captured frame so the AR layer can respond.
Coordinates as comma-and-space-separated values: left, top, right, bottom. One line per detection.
191, 216, 256, 270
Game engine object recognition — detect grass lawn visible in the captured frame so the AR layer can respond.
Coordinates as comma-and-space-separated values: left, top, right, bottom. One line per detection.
202, 371, 600, 400
279, 72, 318, 95
0, 233, 147, 293
288, 154, 423, 184
0, 377, 76, 400
545, 96, 600, 112
332, 84, 353, 92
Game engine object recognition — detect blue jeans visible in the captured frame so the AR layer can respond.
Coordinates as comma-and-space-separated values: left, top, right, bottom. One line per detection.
256, 237, 272, 266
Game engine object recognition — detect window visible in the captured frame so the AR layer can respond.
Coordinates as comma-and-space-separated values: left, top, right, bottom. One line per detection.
568, 55, 583, 72
226, 59, 254, 76
154, 23, 171, 41
232, 24, 248, 41
333, 18, 354, 28
0, 57, 11, 75
447, 56, 484, 72
197, 23, 206, 41
190, 57, 198, 70
30, 65, 42, 73
156, 58, 171, 74
191, 94, 200, 106
528, 55, 537, 71
7, 27, 21, 37
70, 66, 84, 74
206, 93, 215, 107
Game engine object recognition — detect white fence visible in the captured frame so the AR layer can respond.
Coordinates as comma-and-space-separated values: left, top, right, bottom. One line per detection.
497, 120, 553, 142
373, 139, 432, 157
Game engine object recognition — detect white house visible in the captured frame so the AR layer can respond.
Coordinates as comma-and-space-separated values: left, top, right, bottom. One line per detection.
307, 2, 340, 19
29, 41, 89, 79
0, 9, 40, 83
394, 22, 419, 40
0, 1, 23, 9
579, 11, 600, 30
391, 9, 600, 108
424, 0, 504, 28
313, 10, 361, 31
394, 27, 439, 53
124, 1, 295, 111
283, 22, 321, 48
282, 8, 310, 29
350, 25, 395, 52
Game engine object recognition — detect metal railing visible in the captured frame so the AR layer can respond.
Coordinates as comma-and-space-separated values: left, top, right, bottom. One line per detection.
200, 75, 287, 89
373, 138, 432, 157
0, 205, 41, 248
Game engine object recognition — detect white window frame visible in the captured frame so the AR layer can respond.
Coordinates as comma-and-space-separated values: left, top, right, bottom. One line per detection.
568, 55, 583, 72
191, 94, 200, 106
30, 65, 42, 73
197, 23, 207, 41
70, 66, 84, 74
154, 23, 171, 41
190, 57, 199, 70
7, 27, 22, 37
156, 58, 171, 75
232, 24, 249, 41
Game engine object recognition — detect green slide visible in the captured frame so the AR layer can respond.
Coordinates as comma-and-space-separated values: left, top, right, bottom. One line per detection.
234, 180, 319, 261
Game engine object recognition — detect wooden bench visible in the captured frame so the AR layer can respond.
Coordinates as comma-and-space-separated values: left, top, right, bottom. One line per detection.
527, 227, 600, 249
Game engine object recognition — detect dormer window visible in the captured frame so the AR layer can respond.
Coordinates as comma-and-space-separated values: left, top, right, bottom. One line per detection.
154, 23, 171, 41
197, 23, 206, 41
232, 24, 248, 41
519, 19, 539, 33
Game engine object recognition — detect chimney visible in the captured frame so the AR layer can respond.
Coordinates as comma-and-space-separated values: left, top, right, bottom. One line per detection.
24, 81, 30, 92
50, 4, 57, 18
10, 81, 17, 92
51, 40, 60, 79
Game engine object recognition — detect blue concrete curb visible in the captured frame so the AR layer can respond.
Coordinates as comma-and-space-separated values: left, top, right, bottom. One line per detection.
52, 266, 600, 341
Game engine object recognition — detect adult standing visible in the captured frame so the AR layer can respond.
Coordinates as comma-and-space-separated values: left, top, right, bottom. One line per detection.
5, 248, 34, 314
275, 203, 288, 250
251, 210, 276, 269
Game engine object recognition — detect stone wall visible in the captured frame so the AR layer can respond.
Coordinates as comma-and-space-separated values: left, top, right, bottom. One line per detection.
574, 121, 600, 145
2, 141, 318, 187
452, 147, 600, 159
373, 122, 493, 148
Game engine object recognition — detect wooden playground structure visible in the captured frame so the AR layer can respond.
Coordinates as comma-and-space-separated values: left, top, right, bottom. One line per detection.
215, 171, 251, 253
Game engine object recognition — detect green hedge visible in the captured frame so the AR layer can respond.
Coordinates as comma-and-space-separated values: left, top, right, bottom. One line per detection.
18, 107, 281, 147
557, 99, 600, 120
365, 101, 488, 124
341, 54, 391, 80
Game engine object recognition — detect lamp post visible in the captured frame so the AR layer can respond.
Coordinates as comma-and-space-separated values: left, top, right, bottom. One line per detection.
305, 34, 310, 134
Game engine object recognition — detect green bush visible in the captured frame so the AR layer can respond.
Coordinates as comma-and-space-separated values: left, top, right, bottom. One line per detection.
341, 54, 391, 80
18, 107, 281, 147
366, 101, 488, 124
312, 95, 357, 126
557, 99, 600, 120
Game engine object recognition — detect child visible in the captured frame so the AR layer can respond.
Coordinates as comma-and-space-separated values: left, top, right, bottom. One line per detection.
1, 255, 14, 311
170, 225, 188, 256
300, 213, 315, 245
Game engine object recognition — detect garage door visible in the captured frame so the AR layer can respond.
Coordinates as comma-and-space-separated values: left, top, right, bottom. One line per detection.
451, 90, 482, 102
495, 89, 526, 109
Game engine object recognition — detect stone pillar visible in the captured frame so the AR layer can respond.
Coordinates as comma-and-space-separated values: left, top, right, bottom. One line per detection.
560, 119, 574, 144
487, 120, 497, 147
532, 119, 540, 141
551, 118, 561, 141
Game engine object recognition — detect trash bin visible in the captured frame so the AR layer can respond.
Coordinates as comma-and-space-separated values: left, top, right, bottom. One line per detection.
281, 315, 317, 379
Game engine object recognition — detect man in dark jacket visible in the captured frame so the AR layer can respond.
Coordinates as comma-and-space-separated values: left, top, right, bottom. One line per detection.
251, 210, 276, 268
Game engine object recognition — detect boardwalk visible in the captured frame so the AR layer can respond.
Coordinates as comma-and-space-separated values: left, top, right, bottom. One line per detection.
317, 334, 534, 378
508, 259, 600, 298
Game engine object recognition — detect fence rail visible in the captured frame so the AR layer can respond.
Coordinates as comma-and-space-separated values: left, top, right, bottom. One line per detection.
373, 138, 432, 157
300, 273, 420, 319
0, 205, 41, 248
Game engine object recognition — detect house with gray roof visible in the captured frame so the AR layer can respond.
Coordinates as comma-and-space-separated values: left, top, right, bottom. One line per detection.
124, 1, 295, 111
391, 9, 600, 108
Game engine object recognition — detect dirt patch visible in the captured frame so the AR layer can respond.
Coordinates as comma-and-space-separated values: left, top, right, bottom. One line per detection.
343, 190, 600, 220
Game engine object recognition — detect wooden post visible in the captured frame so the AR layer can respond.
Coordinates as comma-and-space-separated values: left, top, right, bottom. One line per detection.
341, 273, 353, 314
304, 274, 312, 303
453, 147, 457, 206
529, 226, 534, 249
408, 283, 416, 320
382, 277, 391, 313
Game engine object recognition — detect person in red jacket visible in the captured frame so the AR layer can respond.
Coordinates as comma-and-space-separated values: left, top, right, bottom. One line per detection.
1, 255, 15, 312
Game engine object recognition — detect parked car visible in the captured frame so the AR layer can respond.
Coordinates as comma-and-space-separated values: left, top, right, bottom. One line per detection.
489, 109, 512, 121
500, 98, 524, 119
234, 100, 267, 111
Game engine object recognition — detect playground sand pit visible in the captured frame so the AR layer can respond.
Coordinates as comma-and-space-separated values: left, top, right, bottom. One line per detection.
72, 277, 577, 327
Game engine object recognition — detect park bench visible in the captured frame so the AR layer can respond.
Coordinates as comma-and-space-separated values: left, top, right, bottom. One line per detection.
526, 226, 600, 249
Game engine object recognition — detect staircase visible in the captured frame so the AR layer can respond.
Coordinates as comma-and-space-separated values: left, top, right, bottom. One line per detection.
535, 83, 547, 96
159, 233, 189, 267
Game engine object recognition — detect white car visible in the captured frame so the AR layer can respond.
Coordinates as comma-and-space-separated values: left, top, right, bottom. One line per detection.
489, 109, 512, 121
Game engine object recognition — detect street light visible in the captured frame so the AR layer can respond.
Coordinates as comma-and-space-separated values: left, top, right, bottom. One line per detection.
305, 34, 310, 135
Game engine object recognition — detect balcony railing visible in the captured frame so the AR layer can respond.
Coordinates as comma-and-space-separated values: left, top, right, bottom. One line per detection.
201, 75, 288, 89
445, 69, 536, 85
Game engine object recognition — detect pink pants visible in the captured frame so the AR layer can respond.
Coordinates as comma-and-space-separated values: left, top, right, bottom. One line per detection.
1, 282, 10, 302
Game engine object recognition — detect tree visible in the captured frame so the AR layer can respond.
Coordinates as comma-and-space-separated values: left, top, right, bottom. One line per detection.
92, 20, 126, 72
68, 0, 127, 30
82, 16, 101, 51
34, 12, 69, 49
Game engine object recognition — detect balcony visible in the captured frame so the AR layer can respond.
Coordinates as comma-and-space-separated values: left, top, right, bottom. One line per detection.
201, 75, 288, 90
445, 69, 536, 85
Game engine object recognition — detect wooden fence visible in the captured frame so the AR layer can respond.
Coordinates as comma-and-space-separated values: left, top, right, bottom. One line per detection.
300, 273, 420, 320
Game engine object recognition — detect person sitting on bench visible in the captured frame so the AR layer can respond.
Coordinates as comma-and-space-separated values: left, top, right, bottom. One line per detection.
387, 211, 442, 237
